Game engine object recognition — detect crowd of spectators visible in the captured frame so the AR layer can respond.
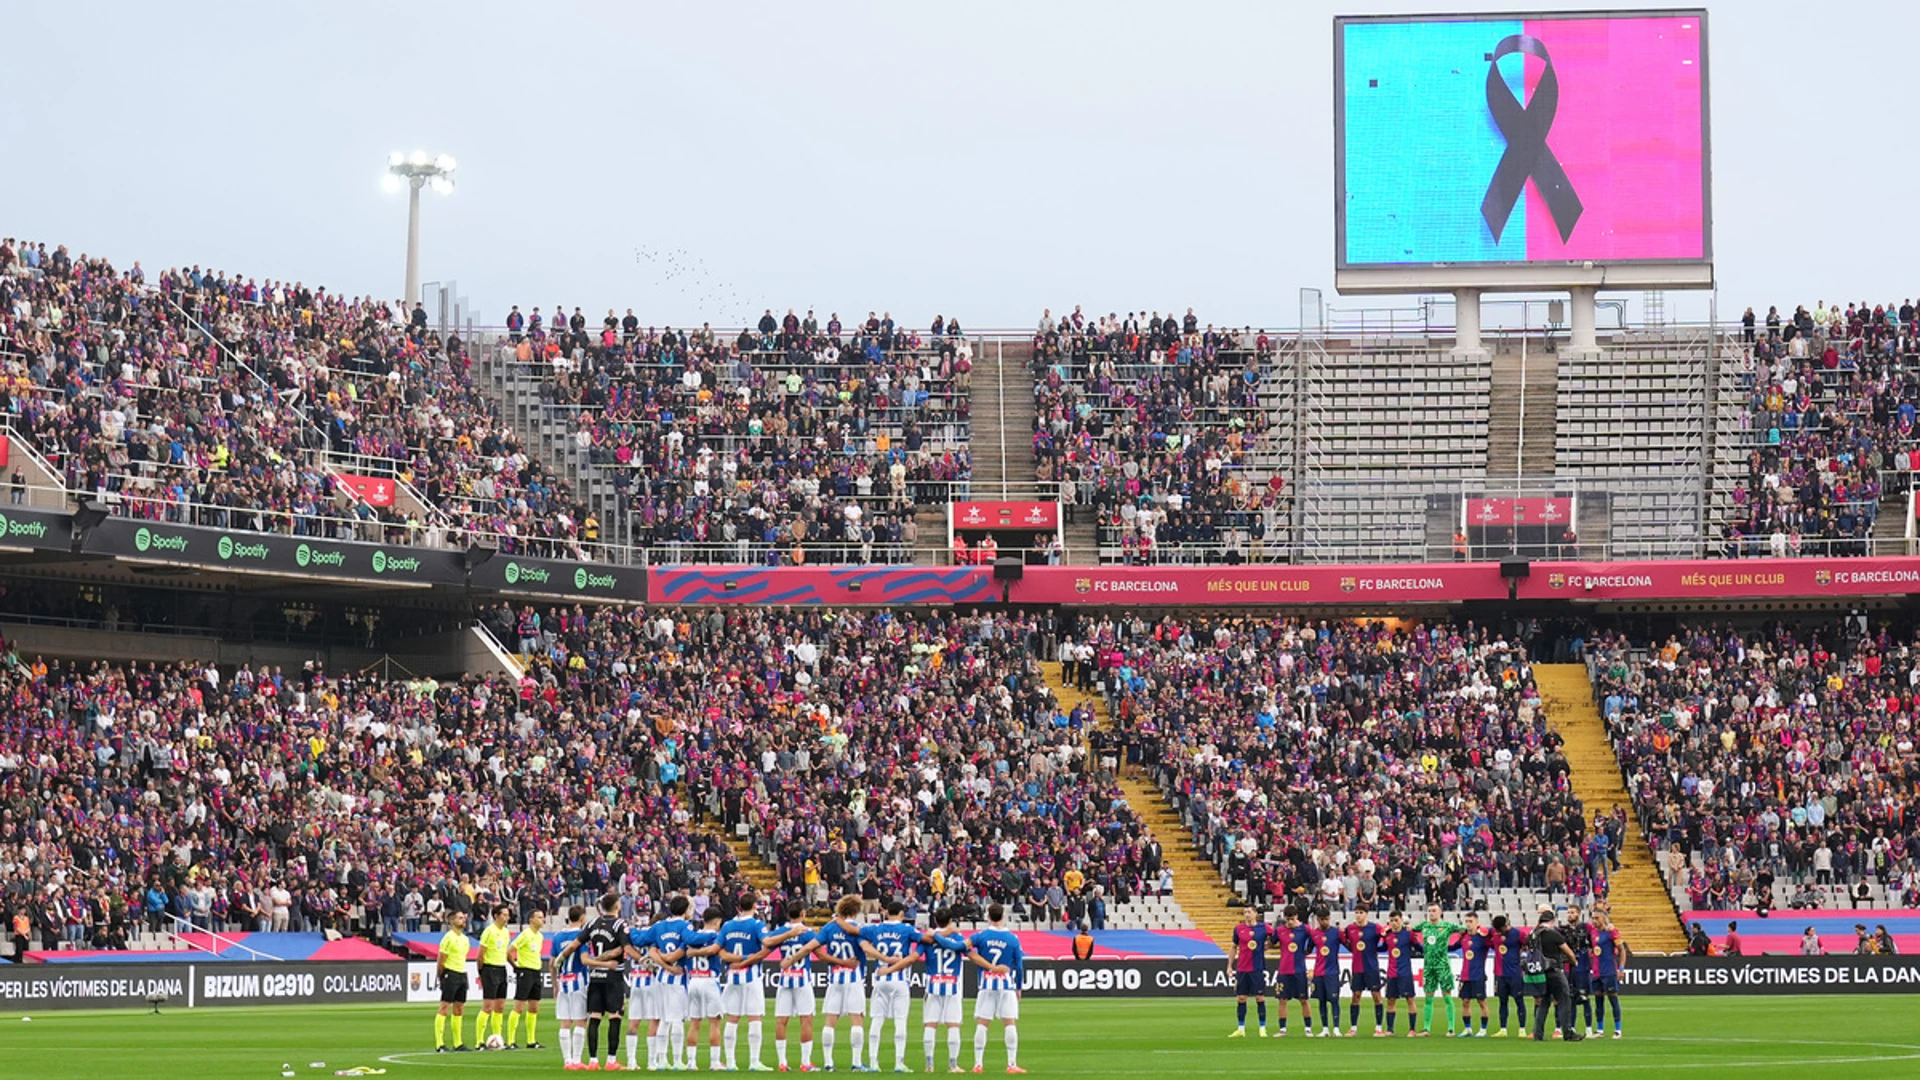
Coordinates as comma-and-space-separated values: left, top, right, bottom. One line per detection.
1722, 301, 1916, 558
514, 307, 975, 564
0, 237, 592, 558
1585, 619, 1920, 913
1072, 615, 1620, 911
0, 605, 1145, 955
1029, 308, 1286, 564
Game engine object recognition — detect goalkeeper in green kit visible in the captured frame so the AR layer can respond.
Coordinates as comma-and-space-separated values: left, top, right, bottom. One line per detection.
1410, 904, 1466, 1037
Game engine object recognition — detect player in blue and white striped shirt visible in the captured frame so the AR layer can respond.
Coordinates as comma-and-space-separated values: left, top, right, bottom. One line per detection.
684, 908, 729, 1071
547, 904, 589, 1068
623, 920, 659, 1070
920, 907, 974, 1073
719, 890, 805, 1072
648, 896, 696, 1071
860, 900, 921, 1073
968, 905, 1025, 1075
813, 895, 871, 1072
770, 900, 819, 1072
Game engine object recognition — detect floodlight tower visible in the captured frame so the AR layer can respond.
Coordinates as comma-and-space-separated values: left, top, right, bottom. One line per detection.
383, 150, 456, 305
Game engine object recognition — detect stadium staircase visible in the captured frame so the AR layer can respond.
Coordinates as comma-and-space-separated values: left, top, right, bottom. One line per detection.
969, 344, 1008, 497
1533, 663, 1690, 954
1872, 500, 1910, 555
700, 817, 781, 897
1486, 340, 1557, 478
1041, 661, 1239, 949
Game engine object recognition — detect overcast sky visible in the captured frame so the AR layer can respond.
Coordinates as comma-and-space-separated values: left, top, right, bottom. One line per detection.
7, 1, 1913, 331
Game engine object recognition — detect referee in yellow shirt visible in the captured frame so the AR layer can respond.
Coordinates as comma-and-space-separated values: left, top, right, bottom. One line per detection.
478, 904, 513, 1048
506, 910, 547, 1050
433, 910, 472, 1053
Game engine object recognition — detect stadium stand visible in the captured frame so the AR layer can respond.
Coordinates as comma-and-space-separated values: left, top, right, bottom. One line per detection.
1028, 309, 1291, 564
0, 607, 1190, 958
1714, 306, 1889, 558
0, 238, 591, 557
484, 308, 974, 564
1072, 616, 1621, 927
1583, 619, 1920, 921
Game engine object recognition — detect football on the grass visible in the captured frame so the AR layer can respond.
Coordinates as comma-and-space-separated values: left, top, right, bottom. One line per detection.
485, 1034, 505, 1050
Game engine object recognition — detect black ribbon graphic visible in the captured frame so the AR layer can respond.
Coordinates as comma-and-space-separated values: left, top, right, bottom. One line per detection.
1481, 34, 1583, 244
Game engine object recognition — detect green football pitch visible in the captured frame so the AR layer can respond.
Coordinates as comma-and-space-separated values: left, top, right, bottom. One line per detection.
5, 997, 1919, 1078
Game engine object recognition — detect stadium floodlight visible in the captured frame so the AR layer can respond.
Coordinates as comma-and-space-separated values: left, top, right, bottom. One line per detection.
384, 150, 458, 306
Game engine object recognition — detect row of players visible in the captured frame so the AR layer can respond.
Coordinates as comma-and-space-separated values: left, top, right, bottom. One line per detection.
431, 890, 1028, 1073
1225, 903, 1630, 1042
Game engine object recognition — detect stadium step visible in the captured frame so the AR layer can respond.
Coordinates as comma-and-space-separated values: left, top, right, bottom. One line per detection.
1040, 661, 1240, 950
702, 821, 782, 896
1872, 495, 1910, 554
970, 343, 1008, 497
1485, 339, 1557, 478
1533, 663, 1690, 954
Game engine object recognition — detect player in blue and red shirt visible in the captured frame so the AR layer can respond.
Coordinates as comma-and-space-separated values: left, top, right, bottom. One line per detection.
1380, 910, 1419, 1035
1492, 914, 1530, 1036
1228, 907, 1271, 1037
1274, 907, 1314, 1037
1308, 907, 1344, 1037
1457, 911, 1495, 1036
1341, 908, 1387, 1036
1592, 910, 1627, 1038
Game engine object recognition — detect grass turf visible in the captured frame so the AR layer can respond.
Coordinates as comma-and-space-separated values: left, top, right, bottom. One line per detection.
4, 996, 1919, 1078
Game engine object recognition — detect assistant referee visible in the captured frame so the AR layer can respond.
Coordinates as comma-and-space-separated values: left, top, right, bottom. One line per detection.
507, 909, 547, 1050
434, 910, 473, 1053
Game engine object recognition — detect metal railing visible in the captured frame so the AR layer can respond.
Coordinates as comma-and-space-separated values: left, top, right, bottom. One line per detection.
162, 913, 284, 961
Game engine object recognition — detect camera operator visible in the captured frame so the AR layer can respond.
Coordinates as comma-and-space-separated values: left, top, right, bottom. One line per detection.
1529, 911, 1585, 1042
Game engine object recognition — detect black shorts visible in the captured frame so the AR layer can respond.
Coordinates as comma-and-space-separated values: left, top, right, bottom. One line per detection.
480, 964, 509, 1000
586, 979, 626, 1016
1234, 970, 1265, 997
515, 968, 545, 1002
439, 971, 470, 1004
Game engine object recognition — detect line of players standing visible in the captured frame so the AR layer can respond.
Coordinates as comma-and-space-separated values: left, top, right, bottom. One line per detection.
1227, 902, 1629, 1041
539, 890, 1029, 1073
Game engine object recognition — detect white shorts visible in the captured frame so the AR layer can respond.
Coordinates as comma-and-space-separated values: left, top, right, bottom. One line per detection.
627, 981, 659, 1021
557, 989, 588, 1022
923, 993, 965, 1026
721, 981, 766, 1018
688, 979, 723, 1020
775, 985, 815, 1018
869, 981, 910, 1022
974, 990, 1019, 1022
657, 983, 688, 1024
822, 981, 866, 1017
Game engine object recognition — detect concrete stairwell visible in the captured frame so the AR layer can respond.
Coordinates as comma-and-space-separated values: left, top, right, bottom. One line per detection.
1533, 663, 1689, 954
476, 344, 630, 554
968, 345, 1008, 499
1041, 660, 1239, 949
996, 340, 1038, 499
1486, 341, 1558, 479
708, 819, 781, 896
1872, 498, 1910, 556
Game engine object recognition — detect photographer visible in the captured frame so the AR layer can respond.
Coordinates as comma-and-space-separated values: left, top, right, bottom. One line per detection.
1528, 911, 1585, 1042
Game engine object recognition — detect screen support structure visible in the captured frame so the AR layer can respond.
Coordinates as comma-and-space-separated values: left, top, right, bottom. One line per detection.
1454, 287, 1486, 361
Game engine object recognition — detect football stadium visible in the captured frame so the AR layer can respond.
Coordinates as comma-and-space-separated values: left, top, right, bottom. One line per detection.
5, 3, 1920, 1077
